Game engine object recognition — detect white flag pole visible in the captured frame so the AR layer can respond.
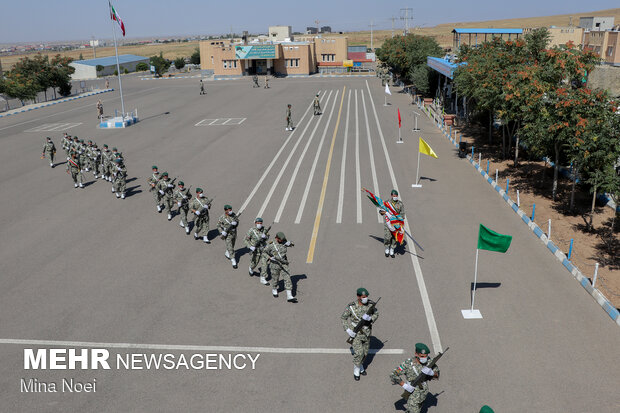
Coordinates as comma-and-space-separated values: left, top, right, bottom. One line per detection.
412, 144, 422, 188
462, 248, 482, 318
110, 5, 125, 118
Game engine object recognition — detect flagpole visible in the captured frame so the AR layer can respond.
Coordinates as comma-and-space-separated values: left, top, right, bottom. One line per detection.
415, 150, 421, 184
110, 8, 126, 118
471, 248, 479, 311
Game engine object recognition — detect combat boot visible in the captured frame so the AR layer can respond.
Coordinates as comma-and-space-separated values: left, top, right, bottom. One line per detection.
272, 288, 278, 297
231, 258, 238, 269
260, 276, 269, 285
286, 290, 297, 303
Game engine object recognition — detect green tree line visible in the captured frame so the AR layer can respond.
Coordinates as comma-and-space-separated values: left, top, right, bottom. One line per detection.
0, 54, 75, 109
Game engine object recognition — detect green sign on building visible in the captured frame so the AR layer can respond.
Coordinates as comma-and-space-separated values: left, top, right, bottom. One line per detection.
235, 45, 277, 59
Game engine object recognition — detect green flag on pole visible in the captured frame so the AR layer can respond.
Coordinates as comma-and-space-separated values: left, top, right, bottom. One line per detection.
477, 224, 512, 253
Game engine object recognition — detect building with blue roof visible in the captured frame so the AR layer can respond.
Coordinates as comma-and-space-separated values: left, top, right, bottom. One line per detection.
70, 54, 149, 80
452, 28, 522, 50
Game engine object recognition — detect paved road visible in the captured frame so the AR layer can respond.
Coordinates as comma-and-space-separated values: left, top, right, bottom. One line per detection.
0, 75, 618, 412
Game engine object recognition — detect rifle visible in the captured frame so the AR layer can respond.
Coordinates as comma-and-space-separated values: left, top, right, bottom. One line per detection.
346, 297, 381, 344
395, 347, 449, 400
177, 185, 192, 210
220, 210, 242, 239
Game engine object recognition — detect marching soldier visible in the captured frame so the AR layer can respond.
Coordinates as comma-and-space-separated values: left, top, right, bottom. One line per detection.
91, 143, 101, 178
174, 181, 192, 234
341, 287, 379, 380
66, 152, 84, 188
155, 172, 175, 220
264, 76, 269, 89
262, 232, 296, 302
112, 158, 127, 199
100, 144, 113, 181
389, 343, 440, 413
147, 166, 162, 211
189, 188, 212, 243
285, 104, 293, 131
380, 189, 405, 258
96, 100, 104, 119
252, 74, 259, 88
199, 79, 206, 95
61, 133, 71, 157
70, 136, 80, 154
313, 93, 321, 115
245, 217, 269, 278
85, 140, 94, 172
41, 137, 56, 168
78, 140, 88, 172
217, 204, 240, 269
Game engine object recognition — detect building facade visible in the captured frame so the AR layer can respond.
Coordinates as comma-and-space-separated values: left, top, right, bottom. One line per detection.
584, 30, 620, 66
523, 26, 585, 48
579, 17, 615, 31
200, 35, 349, 77
69, 54, 149, 80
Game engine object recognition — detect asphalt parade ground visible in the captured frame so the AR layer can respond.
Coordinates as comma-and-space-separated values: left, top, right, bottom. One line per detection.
0, 75, 618, 412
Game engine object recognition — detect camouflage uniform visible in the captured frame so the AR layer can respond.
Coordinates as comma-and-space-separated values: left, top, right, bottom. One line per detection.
389, 354, 439, 413
217, 208, 239, 266
155, 174, 175, 219
341, 299, 379, 373
383, 193, 405, 256
189, 191, 212, 241
313, 95, 321, 115
244, 222, 269, 276
112, 159, 127, 198
61, 134, 71, 157
100, 146, 113, 181
78, 141, 88, 171
285, 105, 293, 130
263, 238, 292, 292
147, 169, 162, 209
66, 154, 84, 188
42, 138, 56, 167
90, 145, 101, 178
174, 183, 192, 232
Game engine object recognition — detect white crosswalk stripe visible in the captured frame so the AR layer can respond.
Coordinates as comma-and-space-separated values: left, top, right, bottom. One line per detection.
25, 122, 82, 132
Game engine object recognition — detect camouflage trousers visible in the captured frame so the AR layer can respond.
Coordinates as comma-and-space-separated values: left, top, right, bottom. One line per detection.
350, 333, 370, 365
113, 176, 126, 194
194, 214, 209, 237
92, 160, 100, 175
150, 189, 160, 205
384, 225, 398, 248
248, 246, 264, 270
79, 155, 88, 169
313, 105, 321, 115
405, 389, 428, 413
178, 205, 189, 227
270, 261, 292, 291
99, 163, 110, 178
286, 117, 293, 129
70, 170, 84, 184
44, 151, 55, 163
223, 230, 236, 256
161, 195, 174, 214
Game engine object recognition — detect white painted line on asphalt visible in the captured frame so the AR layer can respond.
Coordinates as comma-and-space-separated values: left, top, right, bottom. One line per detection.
295, 90, 340, 223
274, 91, 333, 223
48, 122, 82, 131
239, 95, 317, 214
0, 338, 404, 355
25, 122, 82, 132
361, 90, 382, 224
336, 89, 351, 223
355, 90, 362, 224
365, 80, 443, 354
0, 86, 161, 132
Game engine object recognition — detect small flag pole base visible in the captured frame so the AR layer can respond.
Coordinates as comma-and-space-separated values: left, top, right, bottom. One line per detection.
411, 184, 422, 188
396, 140, 404, 144
461, 309, 483, 319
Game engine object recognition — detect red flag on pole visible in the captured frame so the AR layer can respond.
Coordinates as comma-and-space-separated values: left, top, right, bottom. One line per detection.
398, 108, 401, 128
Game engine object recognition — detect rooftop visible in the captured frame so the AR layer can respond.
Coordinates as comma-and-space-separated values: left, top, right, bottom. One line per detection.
72, 54, 148, 67
452, 28, 523, 34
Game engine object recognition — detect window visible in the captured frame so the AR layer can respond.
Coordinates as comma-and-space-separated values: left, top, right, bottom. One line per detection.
286, 58, 299, 67
321, 54, 335, 62
211, 56, 214, 64
608, 46, 614, 57
222, 60, 237, 69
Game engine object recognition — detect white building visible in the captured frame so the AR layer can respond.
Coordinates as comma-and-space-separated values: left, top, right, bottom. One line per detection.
70, 54, 149, 80
268, 26, 293, 42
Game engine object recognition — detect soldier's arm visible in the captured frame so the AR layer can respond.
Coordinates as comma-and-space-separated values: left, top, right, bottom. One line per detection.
370, 304, 379, 323
341, 307, 352, 331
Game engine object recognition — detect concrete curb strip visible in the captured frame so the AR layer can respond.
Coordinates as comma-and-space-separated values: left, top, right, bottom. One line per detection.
0, 89, 114, 119
422, 105, 620, 326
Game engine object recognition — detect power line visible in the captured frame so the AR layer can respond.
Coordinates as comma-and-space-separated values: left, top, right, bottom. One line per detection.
400, 8, 413, 35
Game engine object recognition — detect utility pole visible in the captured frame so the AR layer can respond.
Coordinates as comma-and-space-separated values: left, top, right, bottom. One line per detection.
390, 17, 397, 38
369, 20, 376, 50
400, 8, 413, 35
315, 19, 320, 35
91, 36, 97, 58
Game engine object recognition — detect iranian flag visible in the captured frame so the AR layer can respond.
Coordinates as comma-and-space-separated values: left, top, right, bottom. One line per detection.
109, 1, 126, 36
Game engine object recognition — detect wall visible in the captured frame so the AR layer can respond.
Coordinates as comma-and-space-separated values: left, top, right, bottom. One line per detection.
274, 44, 312, 75
588, 64, 620, 97
315, 37, 348, 64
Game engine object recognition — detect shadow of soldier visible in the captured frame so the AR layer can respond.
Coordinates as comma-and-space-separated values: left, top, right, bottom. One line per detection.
393, 391, 442, 412
361, 335, 384, 371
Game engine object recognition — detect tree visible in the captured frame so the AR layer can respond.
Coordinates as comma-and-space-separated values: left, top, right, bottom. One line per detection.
149, 54, 170, 77
12, 54, 52, 102
1, 72, 38, 105
79, 53, 84, 60
190, 48, 201, 65
96, 64, 104, 74
135, 62, 148, 72
376, 34, 442, 93
174, 57, 185, 70
50, 55, 75, 99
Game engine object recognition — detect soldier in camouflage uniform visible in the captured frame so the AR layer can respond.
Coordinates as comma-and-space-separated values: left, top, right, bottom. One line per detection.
262, 232, 296, 302
156, 172, 175, 220
61, 133, 71, 158
244, 217, 269, 279
389, 343, 440, 413
341, 287, 379, 380
174, 181, 192, 234
147, 165, 162, 211
100, 144, 113, 181
285, 104, 293, 131
217, 204, 239, 269
380, 189, 405, 258
189, 188, 212, 243
112, 158, 127, 199
90, 143, 101, 179
78, 140, 88, 172
69, 137, 79, 155
313, 93, 321, 115
66, 152, 84, 188
84, 140, 94, 172
41, 137, 56, 168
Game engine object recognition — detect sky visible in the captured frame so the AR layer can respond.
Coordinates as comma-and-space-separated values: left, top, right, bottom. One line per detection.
1, 0, 618, 44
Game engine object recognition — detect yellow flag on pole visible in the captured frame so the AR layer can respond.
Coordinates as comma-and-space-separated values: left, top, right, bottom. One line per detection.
419, 138, 438, 158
